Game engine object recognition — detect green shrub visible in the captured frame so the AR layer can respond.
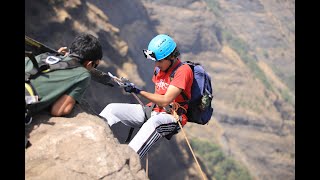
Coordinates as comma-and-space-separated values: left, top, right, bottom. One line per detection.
263, 51, 269, 59
225, 32, 274, 92
204, 0, 222, 17
190, 138, 253, 180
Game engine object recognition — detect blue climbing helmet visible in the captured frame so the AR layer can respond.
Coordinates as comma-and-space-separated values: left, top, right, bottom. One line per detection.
143, 34, 178, 61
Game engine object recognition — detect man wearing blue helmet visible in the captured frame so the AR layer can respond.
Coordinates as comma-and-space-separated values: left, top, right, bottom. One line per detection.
99, 34, 193, 159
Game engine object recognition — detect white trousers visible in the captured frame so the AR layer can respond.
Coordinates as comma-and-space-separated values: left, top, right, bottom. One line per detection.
99, 103, 180, 159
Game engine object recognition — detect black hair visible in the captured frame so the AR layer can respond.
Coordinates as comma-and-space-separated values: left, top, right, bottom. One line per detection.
167, 47, 180, 59
69, 33, 103, 63
164, 47, 181, 72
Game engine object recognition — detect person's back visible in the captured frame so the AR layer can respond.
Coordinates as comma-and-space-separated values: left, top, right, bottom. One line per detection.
25, 53, 91, 115
25, 33, 103, 117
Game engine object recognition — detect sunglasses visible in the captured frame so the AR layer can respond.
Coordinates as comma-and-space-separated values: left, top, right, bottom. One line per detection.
143, 49, 157, 61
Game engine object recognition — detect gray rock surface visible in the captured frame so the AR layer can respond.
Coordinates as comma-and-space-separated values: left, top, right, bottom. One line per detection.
25, 105, 147, 180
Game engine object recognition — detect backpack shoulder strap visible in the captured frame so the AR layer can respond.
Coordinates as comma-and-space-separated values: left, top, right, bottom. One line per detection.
154, 66, 160, 76
48, 57, 81, 71
25, 51, 43, 82
25, 53, 82, 81
170, 61, 189, 101
169, 61, 183, 79
25, 51, 39, 70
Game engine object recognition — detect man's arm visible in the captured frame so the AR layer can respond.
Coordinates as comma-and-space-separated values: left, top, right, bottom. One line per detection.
51, 72, 90, 116
140, 85, 182, 107
51, 94, 76, 116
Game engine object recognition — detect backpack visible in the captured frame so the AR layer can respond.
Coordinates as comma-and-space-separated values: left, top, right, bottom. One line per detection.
25, 51, 82, 122
25, 51, 82, 82
124, 61, 214, 143
170, 61, 214, 125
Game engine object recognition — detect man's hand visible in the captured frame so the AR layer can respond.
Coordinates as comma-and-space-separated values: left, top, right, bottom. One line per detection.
123, 82, 141, 94
57, 47, 69, 55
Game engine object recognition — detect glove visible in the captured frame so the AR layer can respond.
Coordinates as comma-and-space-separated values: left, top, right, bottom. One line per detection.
124, 82, 141, 94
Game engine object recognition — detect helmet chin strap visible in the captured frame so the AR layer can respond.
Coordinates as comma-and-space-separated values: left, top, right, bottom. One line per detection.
164, 58, 177, 72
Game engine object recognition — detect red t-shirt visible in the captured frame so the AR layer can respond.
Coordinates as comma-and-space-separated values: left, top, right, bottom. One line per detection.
149, 59, 193, 125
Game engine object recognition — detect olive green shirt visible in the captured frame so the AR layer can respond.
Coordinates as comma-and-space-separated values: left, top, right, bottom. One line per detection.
25, 53, 91, 114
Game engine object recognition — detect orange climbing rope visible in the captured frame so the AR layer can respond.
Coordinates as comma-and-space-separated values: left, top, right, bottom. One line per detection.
170, 102, 207, 180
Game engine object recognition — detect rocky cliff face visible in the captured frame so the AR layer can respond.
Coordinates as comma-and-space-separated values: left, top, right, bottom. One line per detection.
25, 104, 147, 180
25, 0, 295, 179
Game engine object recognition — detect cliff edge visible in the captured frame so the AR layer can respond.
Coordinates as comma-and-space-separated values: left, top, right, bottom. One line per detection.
25, 104, 147, 180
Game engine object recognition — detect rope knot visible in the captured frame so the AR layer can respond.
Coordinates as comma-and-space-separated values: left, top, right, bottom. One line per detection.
169, 102, 187, 122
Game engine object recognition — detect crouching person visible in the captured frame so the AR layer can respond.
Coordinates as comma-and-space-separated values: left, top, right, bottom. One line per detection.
25, 33, 103, 148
